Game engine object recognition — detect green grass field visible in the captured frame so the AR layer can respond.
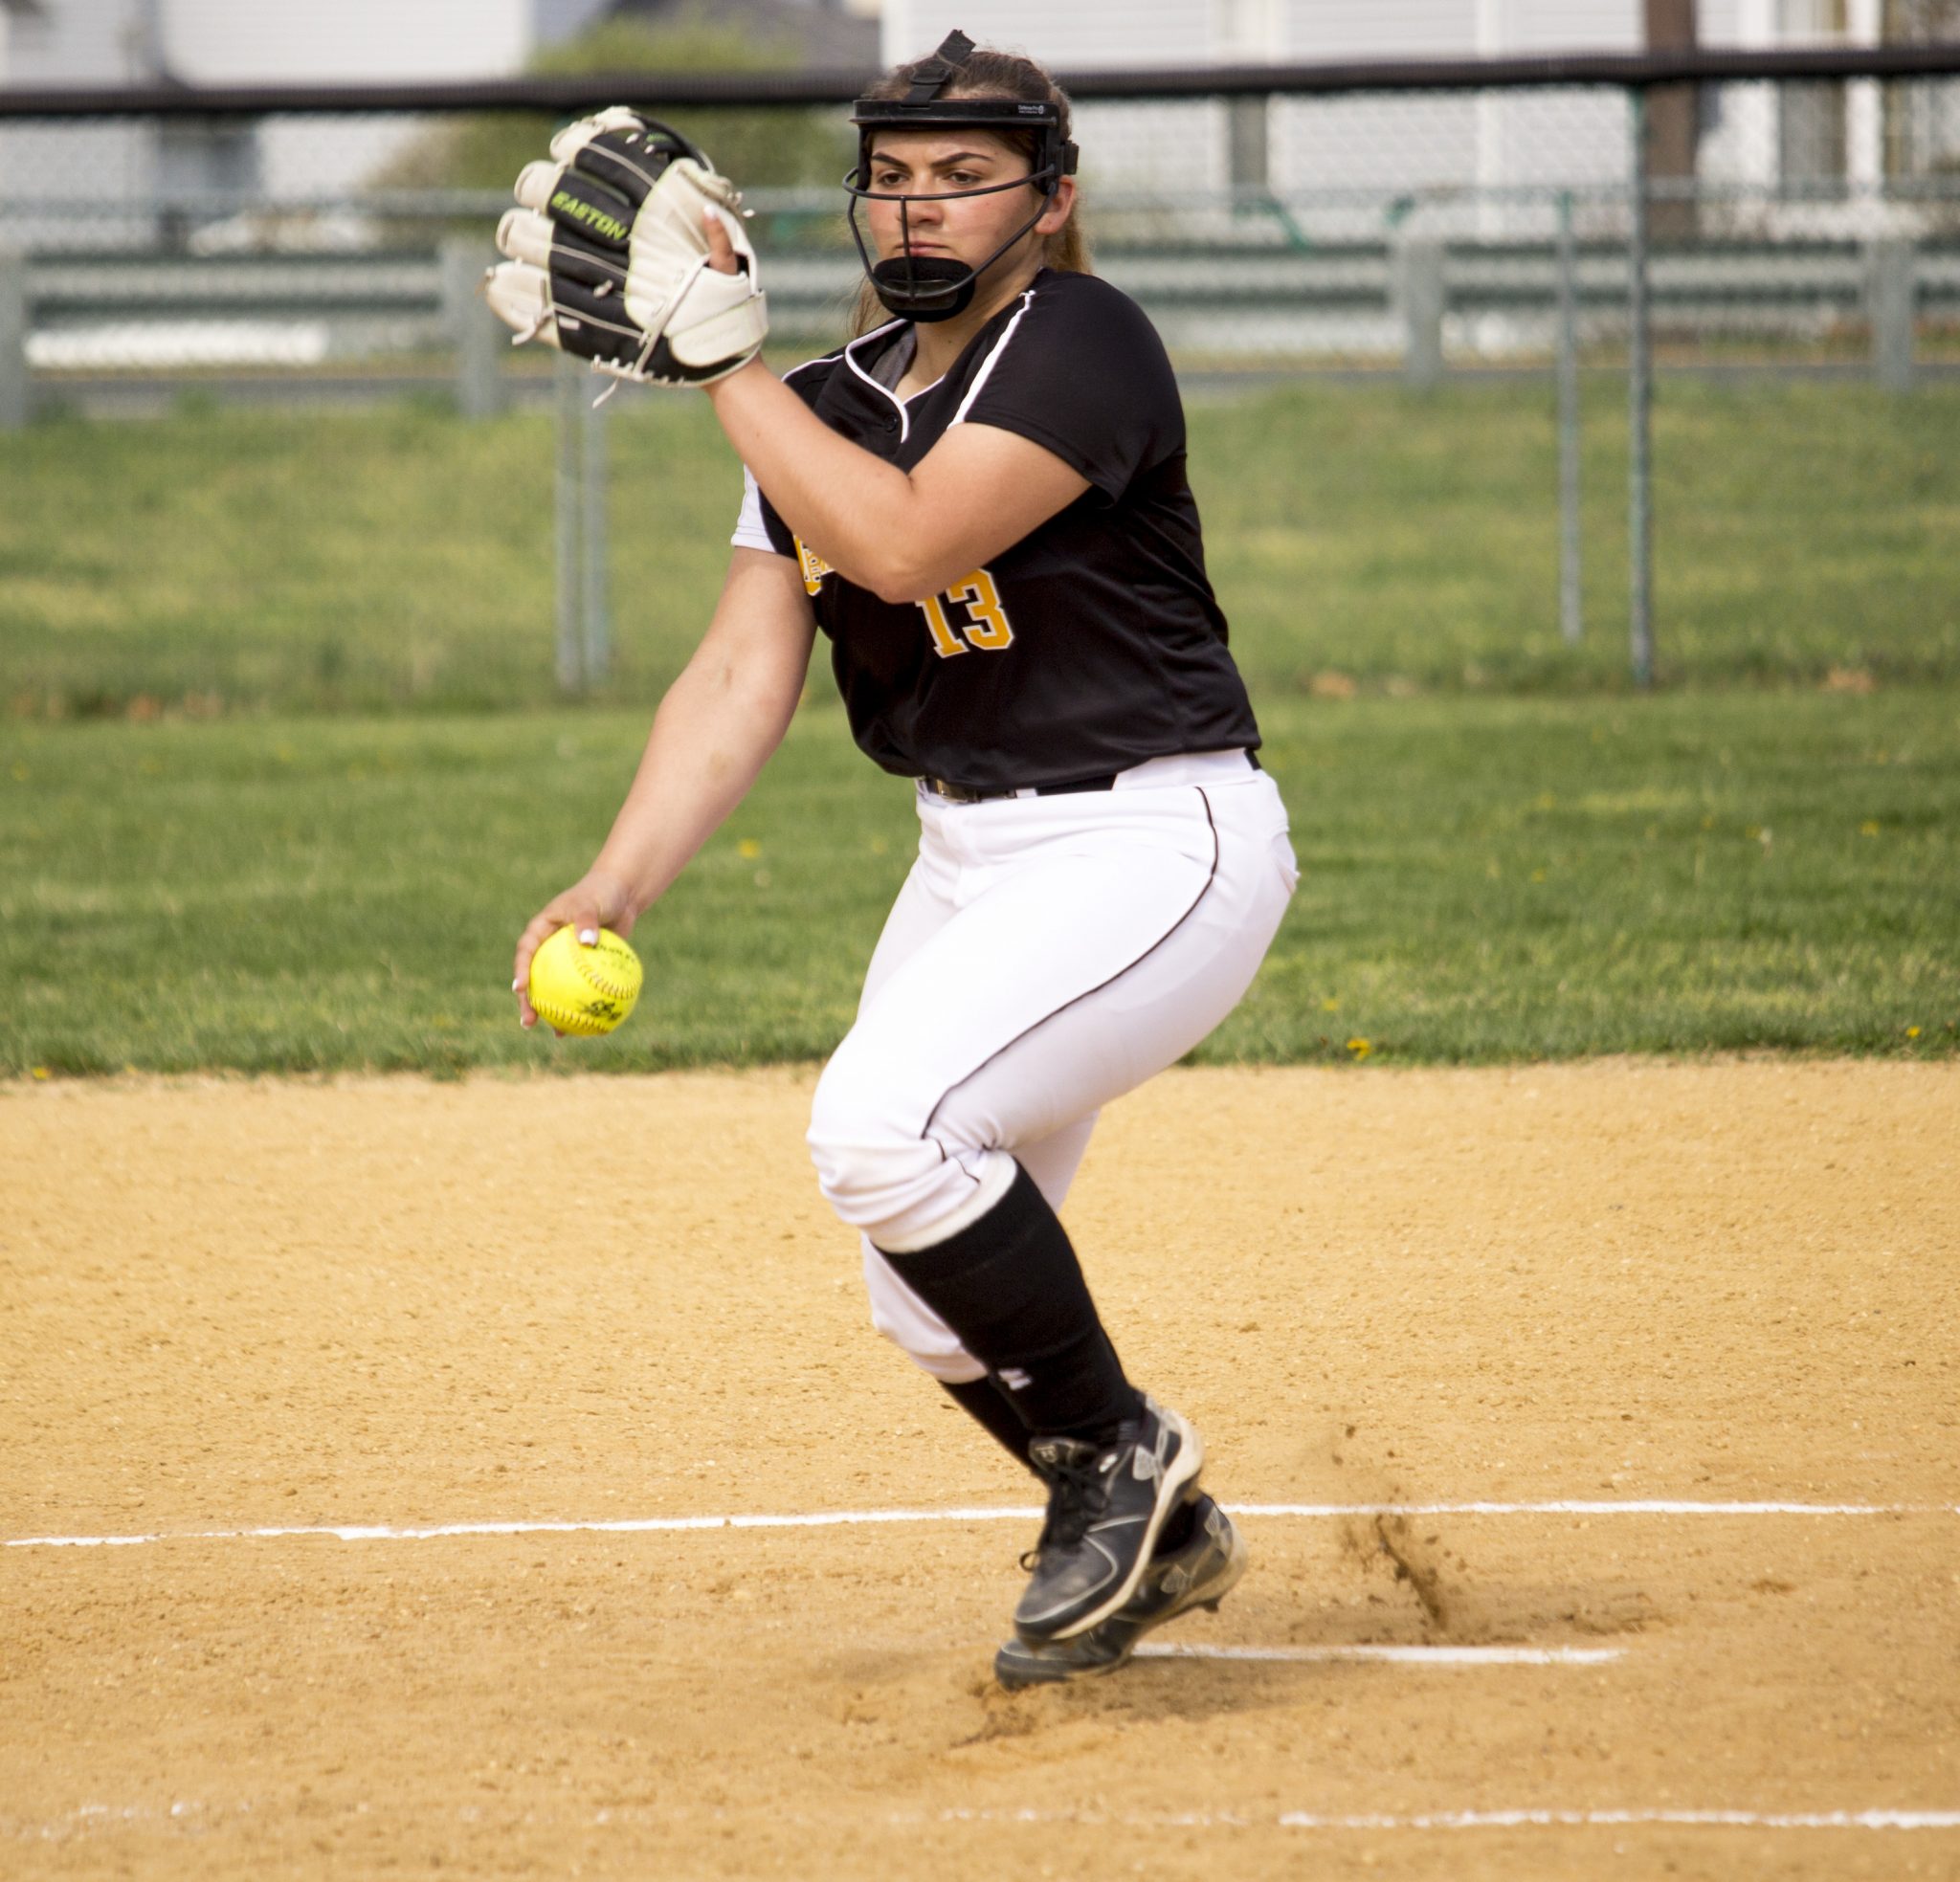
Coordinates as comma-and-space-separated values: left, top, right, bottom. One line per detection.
3, 688, 1952, 1074
5, 375, 1957, 719
3, 378, 1953, 1075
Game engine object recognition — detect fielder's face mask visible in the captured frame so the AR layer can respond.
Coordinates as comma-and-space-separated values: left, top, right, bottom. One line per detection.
845, 30, 1079, 324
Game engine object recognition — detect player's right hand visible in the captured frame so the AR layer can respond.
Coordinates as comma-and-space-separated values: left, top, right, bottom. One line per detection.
512, 869, 638, 1031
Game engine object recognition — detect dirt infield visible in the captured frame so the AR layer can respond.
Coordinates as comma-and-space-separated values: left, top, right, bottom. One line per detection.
4, 1063, 1957, 1880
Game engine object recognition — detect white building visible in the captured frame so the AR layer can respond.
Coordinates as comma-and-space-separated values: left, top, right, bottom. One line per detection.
884, 0, 1662, 206
880, 1, 1954, 237
0, 0, 611, 246
4, 0, 1953, 251
0, 0, 882, 244
0, 0, 608, 85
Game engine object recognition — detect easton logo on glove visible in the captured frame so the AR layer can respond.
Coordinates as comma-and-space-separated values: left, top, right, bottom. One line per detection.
547, 188, 630, 244
486, 107, 768, 388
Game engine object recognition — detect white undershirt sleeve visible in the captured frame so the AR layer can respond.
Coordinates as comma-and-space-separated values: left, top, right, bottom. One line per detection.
730, 465, 777, 553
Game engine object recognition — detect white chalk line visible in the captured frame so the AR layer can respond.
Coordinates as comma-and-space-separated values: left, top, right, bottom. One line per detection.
1133, 1643, 1621, 1666
19, 1800, 1960, 1840
8, 1497, 1955, 1552
928, 1806, 1960, 1832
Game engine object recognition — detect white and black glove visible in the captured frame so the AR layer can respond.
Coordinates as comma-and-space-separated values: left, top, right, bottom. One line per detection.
486, 108, 768, 387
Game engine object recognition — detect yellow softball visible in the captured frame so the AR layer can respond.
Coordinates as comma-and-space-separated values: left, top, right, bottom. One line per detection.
526, 925, 642, 1037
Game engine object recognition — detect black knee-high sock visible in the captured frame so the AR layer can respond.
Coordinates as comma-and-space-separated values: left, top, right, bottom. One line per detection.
939, 1376, 1036, 1474
880, 1162, 1141, 1444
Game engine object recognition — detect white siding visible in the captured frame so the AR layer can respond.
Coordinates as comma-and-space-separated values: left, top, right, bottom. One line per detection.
161, 0, 534, 83
880, 2, 1232, 192
1, 0, 679, 236
1286, 0, 1479, 57
1272, 0, 1637, 215
1274, 2, 1469, 220
0, 0, 159, 247
873, 2, 1674, 214
157, 0, 537, 209
1698, 0, 1746, 41
1492, 0, 1641, 53
882, 0, 1214, 68
1474, 0, 1638, 215
3, 0, 150, 81
1270, 94, 1481, 198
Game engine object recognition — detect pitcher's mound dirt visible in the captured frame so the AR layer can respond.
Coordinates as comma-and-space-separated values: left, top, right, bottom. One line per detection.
4, 1062, 1956, 1880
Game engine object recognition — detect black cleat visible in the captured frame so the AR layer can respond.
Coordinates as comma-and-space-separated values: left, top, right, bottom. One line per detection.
995, 1491, 1248, 1689
1013, 1397, 1203, 1644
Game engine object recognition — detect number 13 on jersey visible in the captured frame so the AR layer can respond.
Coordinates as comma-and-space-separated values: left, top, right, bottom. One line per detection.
919, 569, 1013, 659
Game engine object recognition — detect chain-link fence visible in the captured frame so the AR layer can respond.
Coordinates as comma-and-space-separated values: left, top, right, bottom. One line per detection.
4, 51, 1959, 392
2, 48, 1957, 691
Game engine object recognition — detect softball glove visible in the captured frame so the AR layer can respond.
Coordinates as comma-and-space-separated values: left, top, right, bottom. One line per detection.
486, 108, 768, 387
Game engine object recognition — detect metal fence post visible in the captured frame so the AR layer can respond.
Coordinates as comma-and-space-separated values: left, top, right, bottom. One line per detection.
580, 385, 611, 686
1868, 237, 1915, 394
1556, 191, 1583, 648
554, 356, 585, 692
0, 251, 29, 432
1396, 237, 1445, 391
1626, 90, 1655, 691
440, 234, 504, 421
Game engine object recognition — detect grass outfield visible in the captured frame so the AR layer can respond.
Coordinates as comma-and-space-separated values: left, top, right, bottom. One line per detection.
4, 375, 1957, 718
2, 688, 1953, 1075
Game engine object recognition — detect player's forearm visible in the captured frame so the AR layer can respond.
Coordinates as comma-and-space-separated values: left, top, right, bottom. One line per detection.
705, 361, 924, 598
590, 655, 795, 917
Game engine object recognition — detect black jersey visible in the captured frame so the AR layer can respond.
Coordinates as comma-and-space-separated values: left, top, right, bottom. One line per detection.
746, 269, 1259, 791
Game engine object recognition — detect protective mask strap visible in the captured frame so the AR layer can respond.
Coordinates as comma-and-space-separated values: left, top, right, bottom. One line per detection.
905, 29, 976, 101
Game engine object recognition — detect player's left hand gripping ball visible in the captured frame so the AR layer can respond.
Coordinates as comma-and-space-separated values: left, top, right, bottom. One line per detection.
526, 925, 644, 1037
486, 107, 768, 387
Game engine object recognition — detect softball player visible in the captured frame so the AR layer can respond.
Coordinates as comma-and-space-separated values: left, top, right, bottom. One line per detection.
506, 33, 1297, 1688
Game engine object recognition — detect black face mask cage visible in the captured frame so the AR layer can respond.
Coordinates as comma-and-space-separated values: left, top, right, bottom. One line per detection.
843, 39, 1079, 323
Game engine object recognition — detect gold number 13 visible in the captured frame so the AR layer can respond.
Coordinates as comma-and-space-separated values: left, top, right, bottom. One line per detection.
919, 569, 1014, 659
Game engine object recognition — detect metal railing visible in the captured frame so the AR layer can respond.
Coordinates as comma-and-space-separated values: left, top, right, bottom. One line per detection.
10, 224, 1955, 385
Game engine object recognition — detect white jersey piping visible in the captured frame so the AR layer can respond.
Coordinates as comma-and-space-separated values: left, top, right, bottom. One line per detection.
949, 288, 1036, 426
739, 315, 974, 547
843, 318, 915, 443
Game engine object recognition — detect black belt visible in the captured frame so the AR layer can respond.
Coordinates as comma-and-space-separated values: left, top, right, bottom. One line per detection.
919, 752, 1258, 805
919, 773, 1116, 804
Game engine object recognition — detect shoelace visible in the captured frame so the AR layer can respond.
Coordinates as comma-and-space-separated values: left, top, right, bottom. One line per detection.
1020, 1448, 1113, 1568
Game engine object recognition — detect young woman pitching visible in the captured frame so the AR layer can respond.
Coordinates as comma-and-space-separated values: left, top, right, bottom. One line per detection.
500, 32, 1297, 1688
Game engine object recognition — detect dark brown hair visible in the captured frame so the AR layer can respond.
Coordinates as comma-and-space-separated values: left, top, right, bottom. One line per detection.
846, 44, 1089, 338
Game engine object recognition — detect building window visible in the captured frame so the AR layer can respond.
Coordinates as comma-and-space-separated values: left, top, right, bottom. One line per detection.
1881, 0, 1960, 178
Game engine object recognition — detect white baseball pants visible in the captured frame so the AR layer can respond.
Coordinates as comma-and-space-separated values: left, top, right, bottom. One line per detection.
806, 749, 1298, 1384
